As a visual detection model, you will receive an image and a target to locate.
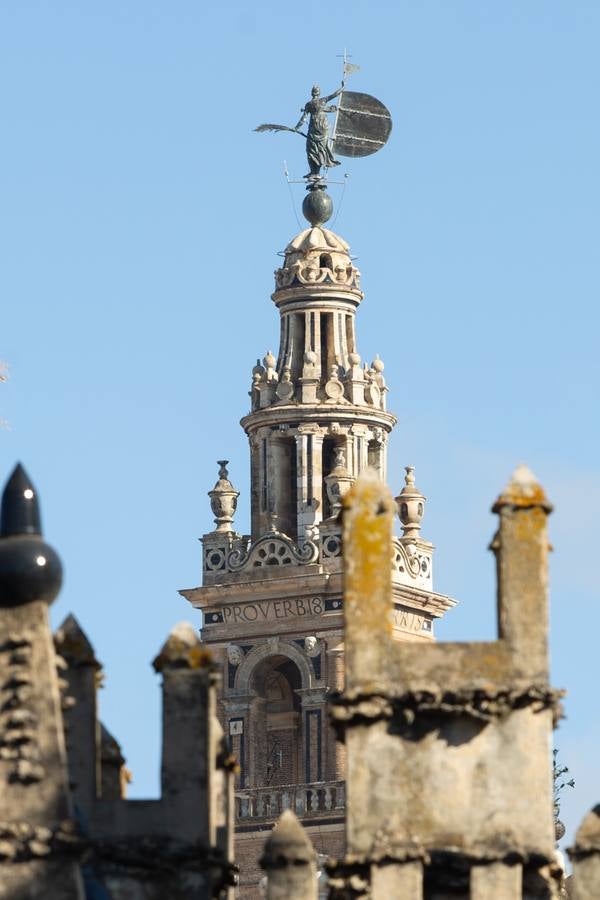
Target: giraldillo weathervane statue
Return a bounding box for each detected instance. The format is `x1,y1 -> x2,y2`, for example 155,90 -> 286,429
295,81 -> 345,179
255,55 -> 392,226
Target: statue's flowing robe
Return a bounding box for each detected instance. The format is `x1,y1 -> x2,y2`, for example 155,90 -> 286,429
304,100 -> 337,170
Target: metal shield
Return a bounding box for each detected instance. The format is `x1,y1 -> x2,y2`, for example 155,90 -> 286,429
332,91 -> 393,158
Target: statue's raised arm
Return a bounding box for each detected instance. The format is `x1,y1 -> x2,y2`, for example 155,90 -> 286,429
322,80 -> 345,104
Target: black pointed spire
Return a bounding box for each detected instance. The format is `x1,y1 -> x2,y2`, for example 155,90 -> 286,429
1,463 -> 42,537
0,463 -> 62,607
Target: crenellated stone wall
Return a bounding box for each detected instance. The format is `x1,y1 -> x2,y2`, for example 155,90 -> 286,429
0,464 -> 236,900
258,468 -> 599,900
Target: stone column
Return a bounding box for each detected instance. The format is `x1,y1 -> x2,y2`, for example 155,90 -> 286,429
342,471 -> 396,692
491,464 -> 553,680
371,861 -> 423,899
470,862 -> 522,898
309,431 -> 324,531
153,622 -> 220,846
296,427 -> 322,541
251,430 -> 261,534
350,425 -> 369,478
296,689 -> 327,786
325,642 -> 345,782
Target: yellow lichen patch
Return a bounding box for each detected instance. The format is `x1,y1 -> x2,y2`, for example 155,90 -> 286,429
152,623 -> 214,672
342,471 -> 396,670
492,464 -> 553,514
186,644 -> 214,670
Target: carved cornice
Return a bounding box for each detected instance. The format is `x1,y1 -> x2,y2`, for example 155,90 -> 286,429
240,405 -> 397,434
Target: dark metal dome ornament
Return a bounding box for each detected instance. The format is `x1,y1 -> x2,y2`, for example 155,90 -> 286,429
0,463 -> 62,607
254,54 -> 392,227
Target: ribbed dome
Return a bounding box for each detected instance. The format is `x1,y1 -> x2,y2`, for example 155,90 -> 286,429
285,225 -> 350,259
274,225 -> 361,292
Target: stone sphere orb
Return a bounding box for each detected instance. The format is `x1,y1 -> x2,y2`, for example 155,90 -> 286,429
0,535 -> 63,607
302,189 -> 333,227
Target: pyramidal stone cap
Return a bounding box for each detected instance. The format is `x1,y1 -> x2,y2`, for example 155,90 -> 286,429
0,463 -> 63,607
492,464 -> 553,514
570,804 -> 600,858
260,809 -> 316,866
153,621 -> 213,672
55,613 -> 101,669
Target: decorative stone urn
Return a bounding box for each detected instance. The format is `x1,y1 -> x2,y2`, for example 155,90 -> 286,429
208,460 -> 240,532
395,465 -> 426,538
324,448 -> 354,518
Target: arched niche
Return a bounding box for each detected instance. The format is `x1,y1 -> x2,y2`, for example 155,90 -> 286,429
235,642 -> 316,787
234,639 -> 314,694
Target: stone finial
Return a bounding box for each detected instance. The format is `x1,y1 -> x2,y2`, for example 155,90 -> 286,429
371,354 -> 386,387
208,460 -> 240,533
152,621 -> 212,673
1,463 -> 42,536
324,448 -> 354,518
263,351 -> 278,382
260,810 -> 318,899
0,463 -> 62,607
252,358 -> 266,378
492,464 -> 553,514
395,465 -> 426,538
54,613 -> 101,669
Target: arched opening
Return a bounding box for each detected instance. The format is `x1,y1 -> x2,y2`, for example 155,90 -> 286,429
322,438 -> 345,519
270,437 -> 297,539
249,655 -> 302,787
368,438 -> 382,478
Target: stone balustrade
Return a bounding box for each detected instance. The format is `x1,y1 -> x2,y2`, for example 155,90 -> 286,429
203,524 -> 433,591
235,780 -> 345,822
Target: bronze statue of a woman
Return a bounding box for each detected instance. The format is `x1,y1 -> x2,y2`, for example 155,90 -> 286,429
255,80 -> 345,180
294,82 -> 344,178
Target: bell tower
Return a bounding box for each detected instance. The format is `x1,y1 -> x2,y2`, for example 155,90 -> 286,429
181,189 -> 456,897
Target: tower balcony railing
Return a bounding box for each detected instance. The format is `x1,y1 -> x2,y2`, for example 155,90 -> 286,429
235,780 -> 345,823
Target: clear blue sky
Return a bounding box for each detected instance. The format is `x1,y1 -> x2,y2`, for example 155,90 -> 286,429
1,1 -> 598,851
